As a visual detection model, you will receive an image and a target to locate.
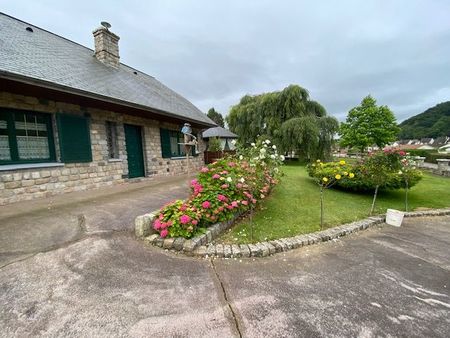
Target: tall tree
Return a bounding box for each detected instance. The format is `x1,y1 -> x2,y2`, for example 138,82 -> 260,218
207,107 -> 225,127
339,95 -> 399,153
226,84 -> 338,160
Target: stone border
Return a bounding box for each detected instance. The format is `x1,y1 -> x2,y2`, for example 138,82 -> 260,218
135,212 -> 241,254
136,208 -> 450,258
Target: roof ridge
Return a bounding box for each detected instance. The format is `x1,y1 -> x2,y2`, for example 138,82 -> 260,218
0,12 -> 154,78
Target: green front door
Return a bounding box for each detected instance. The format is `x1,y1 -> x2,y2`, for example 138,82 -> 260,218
124,124 -> 145,178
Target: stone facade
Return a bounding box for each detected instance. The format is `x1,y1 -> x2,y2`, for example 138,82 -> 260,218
0,92 -> 206,205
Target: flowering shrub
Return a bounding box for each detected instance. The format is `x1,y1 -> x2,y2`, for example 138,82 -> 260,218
152,138 -> 284,238
307,159 -> 355,188
308,150 -> 422,192
307,159 -> 355,228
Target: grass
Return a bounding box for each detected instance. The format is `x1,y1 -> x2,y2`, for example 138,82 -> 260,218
218,163 -> 450,244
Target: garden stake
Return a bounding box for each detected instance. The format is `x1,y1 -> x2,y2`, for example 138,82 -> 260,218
320,186 -> 324,230
405,180 -> 409,212
370,185 -> 379,216
250,203 -> 254,242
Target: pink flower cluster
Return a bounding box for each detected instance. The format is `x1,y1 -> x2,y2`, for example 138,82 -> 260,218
191,179 -> 203,196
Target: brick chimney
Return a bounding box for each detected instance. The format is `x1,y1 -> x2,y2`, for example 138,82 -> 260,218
92,22 -> 120,68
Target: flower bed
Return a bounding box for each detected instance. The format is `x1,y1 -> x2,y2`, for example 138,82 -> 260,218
152,138 -> 284,239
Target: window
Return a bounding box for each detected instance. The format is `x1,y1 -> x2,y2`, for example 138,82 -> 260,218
169,130 -> 186,157
160,128 -> 198,158
0,109 -> 55,164
106,121 -> 119,159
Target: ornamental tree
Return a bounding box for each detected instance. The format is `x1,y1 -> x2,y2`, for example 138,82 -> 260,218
339,95 -> 399,153
308,160 -> 355,229
226,85 -> 339,160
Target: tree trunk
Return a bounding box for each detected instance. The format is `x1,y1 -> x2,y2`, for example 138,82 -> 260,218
405,180 -> 409,212
370,185 -> 379,216
320,186 -> 324,230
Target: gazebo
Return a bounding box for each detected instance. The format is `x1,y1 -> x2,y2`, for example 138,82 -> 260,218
202,126 -> 238,151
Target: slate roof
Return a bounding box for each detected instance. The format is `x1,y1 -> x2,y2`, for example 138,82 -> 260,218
202,126 -> 238,139
0,13 -> 215,127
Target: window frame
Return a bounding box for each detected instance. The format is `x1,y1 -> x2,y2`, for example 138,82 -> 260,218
0,108 -> 56,165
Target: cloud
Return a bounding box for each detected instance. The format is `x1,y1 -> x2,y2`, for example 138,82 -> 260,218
2,0 -> 449,122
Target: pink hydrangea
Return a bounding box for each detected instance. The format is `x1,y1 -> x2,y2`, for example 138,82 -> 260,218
252,198 -> 257,204
200,167 -> 209,173
217,194 -> 227,202
154,219 -> 162,230
192,219 -> 198,225
228,162 -> 236,167
160,229 -> 168,238
212,174 -> 221,179
218,206 -> 224,212
180,215 -> 191,224
236,183 -> 243,189
180,204 -> 187,211
221,184 -> 229,189
231,201 -> 239,208
241,200 -> 249,206
202,201 -> 211,209
191,179 -> 198,186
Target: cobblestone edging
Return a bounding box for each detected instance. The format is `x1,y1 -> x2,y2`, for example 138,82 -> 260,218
136,208 -> 450,258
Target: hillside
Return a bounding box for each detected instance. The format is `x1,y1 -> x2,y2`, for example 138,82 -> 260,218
399,101 -> 450,139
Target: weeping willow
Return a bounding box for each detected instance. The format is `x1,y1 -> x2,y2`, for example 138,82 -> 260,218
227,85 -> 339,160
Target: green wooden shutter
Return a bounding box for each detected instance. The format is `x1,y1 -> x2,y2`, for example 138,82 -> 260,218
160,128 -> 172,158
57,114 -> 92,163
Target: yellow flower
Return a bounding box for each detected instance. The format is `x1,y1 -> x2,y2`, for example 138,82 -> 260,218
322,177 -> 328,182
335,174 -> 341,180
316,159 -> 321,163
349,173 -> 355,178
339,160 -> 346,165
344,171 -> 348,176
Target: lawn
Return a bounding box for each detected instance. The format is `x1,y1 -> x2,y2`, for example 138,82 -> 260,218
218,163 -> 450,244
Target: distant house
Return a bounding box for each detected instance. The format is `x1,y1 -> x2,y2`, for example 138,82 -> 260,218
202,127 -> 238,151
0,13 -> 216,205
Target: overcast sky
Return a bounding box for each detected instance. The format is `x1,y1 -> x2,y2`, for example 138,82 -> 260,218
2,0 -> 449,122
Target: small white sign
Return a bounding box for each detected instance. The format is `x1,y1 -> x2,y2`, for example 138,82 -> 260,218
386,209 -> 404,227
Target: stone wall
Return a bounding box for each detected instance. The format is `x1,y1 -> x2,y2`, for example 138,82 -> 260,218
0,92 -> 206,205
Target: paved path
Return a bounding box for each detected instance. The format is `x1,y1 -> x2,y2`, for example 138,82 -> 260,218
0,183 -> 449,337
0,175 -> 190,267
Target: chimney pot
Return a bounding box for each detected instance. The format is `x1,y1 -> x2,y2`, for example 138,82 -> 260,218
93,23 -> 120,68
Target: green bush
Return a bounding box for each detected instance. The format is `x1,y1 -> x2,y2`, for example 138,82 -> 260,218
308,150 -> 423,192
424,152 -> 450,164
208,137 -> 223,152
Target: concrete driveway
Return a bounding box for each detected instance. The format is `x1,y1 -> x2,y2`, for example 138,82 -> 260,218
0,175 -> 190,267
0,182 -> 449,337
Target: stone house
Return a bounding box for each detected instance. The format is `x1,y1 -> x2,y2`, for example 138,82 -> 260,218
0,14 -> 216,205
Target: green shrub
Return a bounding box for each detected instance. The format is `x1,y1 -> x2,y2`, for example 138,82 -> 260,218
308,150 -> 423,192
208,137 -> 222,152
